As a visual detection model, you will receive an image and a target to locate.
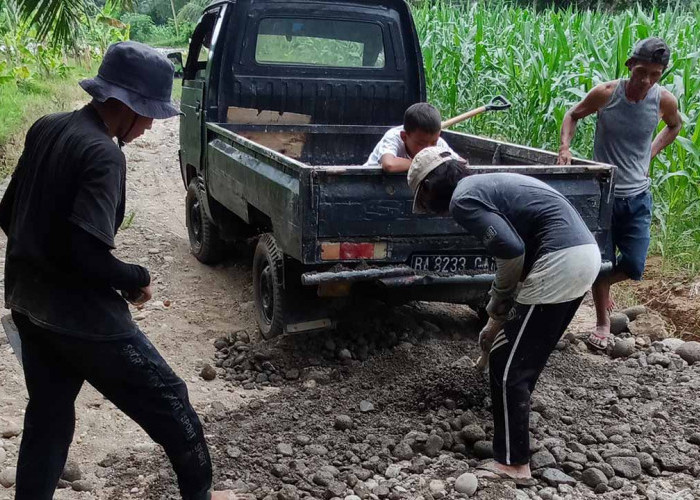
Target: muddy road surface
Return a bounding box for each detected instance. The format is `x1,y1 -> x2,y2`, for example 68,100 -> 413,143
1,117 -> 699,500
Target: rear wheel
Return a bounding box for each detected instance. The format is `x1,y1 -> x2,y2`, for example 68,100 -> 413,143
186,179 -> 224,264
253,234 -> 286,339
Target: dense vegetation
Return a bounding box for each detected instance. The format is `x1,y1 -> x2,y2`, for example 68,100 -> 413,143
414,1 -> 700,270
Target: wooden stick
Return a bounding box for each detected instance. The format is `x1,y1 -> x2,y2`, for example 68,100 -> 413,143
441,106 -> 487,129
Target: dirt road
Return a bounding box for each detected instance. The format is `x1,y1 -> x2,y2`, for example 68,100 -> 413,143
1,117 -> 699,500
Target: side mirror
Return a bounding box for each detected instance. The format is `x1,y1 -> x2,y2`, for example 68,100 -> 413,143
167,51 -> 184,78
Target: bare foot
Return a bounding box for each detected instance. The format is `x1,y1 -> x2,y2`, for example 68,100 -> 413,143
211,492 -> 255,500
489,461 -> 532,479
476,460 -> 536,486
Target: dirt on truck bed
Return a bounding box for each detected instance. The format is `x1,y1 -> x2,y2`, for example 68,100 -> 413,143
0,117 -> 699,500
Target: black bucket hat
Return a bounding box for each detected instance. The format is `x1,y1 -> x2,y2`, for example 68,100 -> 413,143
80,41 -> 180,119
626,37 -> 671,68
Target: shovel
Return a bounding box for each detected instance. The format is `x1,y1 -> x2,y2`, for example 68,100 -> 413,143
441,95 -> 512,130
1,314 -> 22,366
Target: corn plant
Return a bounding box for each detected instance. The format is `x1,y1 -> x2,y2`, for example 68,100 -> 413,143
413,0 -> 700,271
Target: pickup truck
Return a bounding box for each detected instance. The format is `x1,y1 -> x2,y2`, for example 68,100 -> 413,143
178,0 -> 615,339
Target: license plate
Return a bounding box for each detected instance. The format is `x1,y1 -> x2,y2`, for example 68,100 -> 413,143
411,255 -> 496,274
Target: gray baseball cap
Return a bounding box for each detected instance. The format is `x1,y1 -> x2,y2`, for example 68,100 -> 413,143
626,37 -> 671,67
407,146 -> 461,213
80,41 -> 180,119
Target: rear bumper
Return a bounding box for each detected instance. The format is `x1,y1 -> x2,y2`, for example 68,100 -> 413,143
301,261 -> 613,288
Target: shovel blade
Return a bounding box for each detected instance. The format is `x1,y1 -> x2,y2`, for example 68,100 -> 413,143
1,314 -> 23,366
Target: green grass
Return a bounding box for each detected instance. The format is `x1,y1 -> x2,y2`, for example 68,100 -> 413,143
413,0 -> 700,273
0,64 -> 95,179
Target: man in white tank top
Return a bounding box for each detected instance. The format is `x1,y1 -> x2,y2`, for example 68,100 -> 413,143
556,38 -> 682,350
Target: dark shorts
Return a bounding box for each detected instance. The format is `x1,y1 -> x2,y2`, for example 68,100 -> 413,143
604,190 -> 652,281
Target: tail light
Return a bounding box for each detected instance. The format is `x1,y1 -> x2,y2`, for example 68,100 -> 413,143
320,242 -> 388,261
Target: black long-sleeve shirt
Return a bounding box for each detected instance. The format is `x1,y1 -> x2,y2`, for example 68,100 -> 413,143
0,105 -> 147,339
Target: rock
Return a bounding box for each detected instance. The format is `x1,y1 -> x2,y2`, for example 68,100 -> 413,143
603,423 -> 631,437
647,352 -> 671,367
677,341 -> 700,365
326,481 -> 346,497
461,425 -> 486,444
277,485 -> 300,500
657,452 -> 691,472
393,441 -> 414,460
621,305 -> 646,321
454,472 -> 478,496
334,415 -> 353,431
567,452 -> 587,465
473,441 -> 493,459
688,433 -> 700,446
313,471 -> 334,487
451,356 -> 475,369
57,479 -> 71,489
345,496 -> 361,500
277,443 -> 294,457
72,480 -> 94,492
660,338 -> 685,351
541,468 -> 577,486
226,446 -> 242,459
530,449 -> 557,470
337,348 -> 353,361
0,449 -> 5,465
609,313 -> 630,335
428,479 -> 445,496
628,313 -> 668,340
305,444 -> 329,456
607,457 -> 641,479
0,420 -> 21,439
0,467 -> 16,488
611,338 -> 636,359
424,434 -> 444,457
359,400 -> 374,413
200,364 -> 217,381
582,468 -> 608,488
284,369 -> 300,380
61,460 -> 82,482
384,465 -> 401,479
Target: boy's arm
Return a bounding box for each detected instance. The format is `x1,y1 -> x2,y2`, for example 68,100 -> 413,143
380,154 -> 412,173
557,82 -> 615,165
651,89 -> 682,161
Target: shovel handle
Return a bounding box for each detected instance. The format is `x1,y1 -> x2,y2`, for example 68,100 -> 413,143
441,107 -> 487,129
441,95 -> 512,130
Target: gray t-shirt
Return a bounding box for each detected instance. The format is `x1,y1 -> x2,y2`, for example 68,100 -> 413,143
450,173 -> 596,277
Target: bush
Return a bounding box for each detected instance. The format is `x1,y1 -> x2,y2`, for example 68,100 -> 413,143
121,12 -> 156,42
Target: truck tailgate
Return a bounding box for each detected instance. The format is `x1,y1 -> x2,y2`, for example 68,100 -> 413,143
314,166 -> 613,242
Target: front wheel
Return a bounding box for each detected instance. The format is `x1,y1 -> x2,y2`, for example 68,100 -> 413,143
186,179 -> 225,265
253,234 -> 287,339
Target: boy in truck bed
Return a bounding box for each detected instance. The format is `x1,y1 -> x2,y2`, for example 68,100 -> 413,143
364,102 -> 458,172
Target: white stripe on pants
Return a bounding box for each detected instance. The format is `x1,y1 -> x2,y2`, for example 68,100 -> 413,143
501,304 -> 535,465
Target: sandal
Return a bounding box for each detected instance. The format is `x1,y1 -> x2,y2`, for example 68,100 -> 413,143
475,461 -> 537,487
587,328 -> 613,350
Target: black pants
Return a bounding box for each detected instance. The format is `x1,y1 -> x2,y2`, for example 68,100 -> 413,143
489,298 -> 583,466
12,311 -> 212,500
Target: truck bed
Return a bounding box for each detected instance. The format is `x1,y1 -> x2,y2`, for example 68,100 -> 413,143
206,122 -> 615,266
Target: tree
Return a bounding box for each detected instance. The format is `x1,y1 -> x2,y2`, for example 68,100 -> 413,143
17,0 -> 133,46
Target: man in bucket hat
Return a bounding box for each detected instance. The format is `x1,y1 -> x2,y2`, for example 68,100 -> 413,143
408,146 -> 601,484
0,42 -> 247,500
557,37 -> 682,350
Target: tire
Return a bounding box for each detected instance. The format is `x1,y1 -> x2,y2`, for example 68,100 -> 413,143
186,179 -> 224,264
253,234 -> 286,339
